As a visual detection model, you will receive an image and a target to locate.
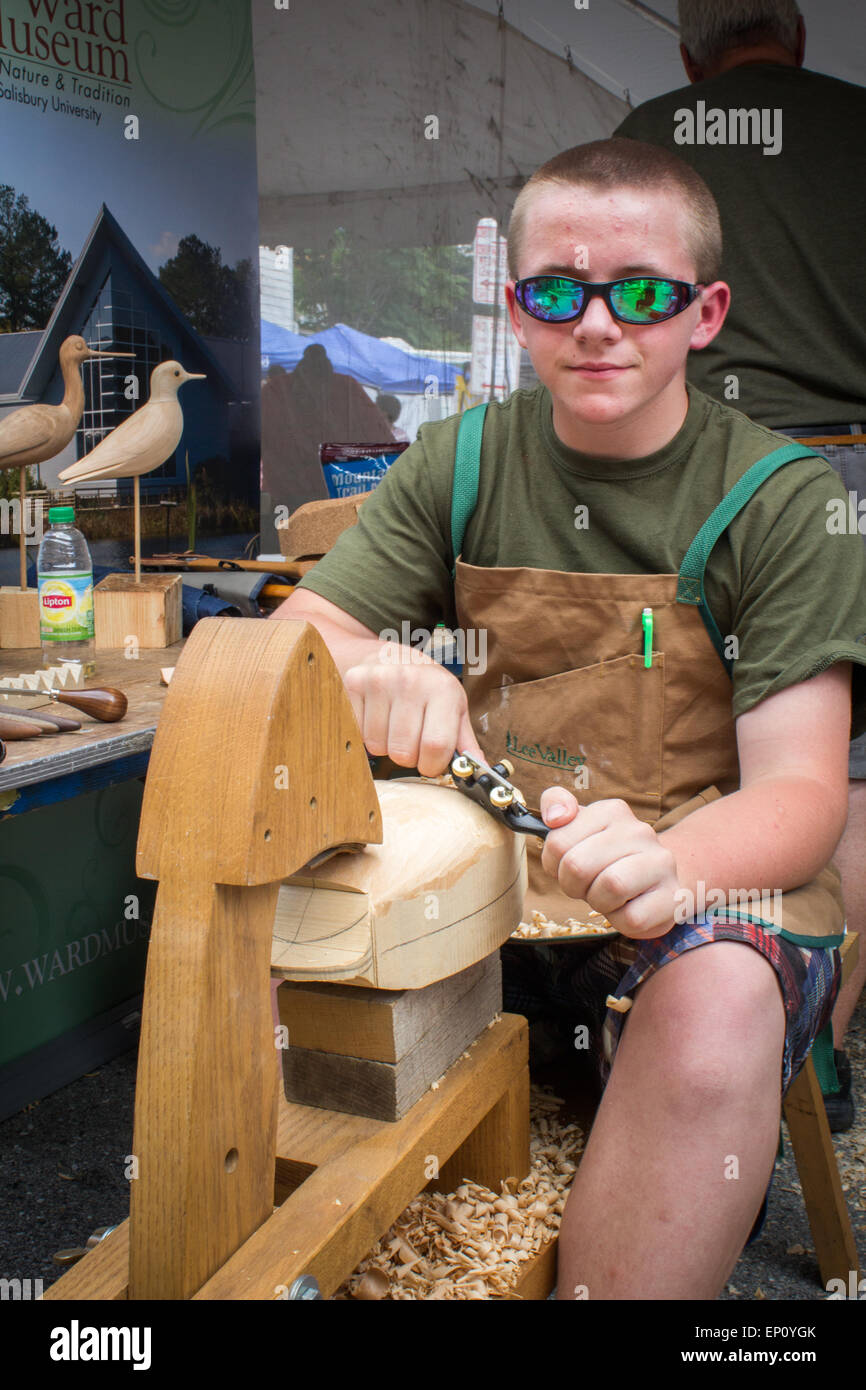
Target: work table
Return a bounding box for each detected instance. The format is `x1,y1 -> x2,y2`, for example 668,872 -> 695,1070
0,643 -> 183,809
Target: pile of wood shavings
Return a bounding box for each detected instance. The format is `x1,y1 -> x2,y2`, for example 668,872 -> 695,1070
338,1087 -> 584,1300
511,907 -> 614,940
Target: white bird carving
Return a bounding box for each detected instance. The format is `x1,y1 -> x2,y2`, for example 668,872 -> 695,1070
58,360 -> 205,582
59,361 -> 205,485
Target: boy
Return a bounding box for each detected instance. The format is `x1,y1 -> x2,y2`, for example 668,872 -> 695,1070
273,139 -> 866,1299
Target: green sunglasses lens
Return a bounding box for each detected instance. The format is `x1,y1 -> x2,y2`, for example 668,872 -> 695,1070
520,277 -> 585,320
518,276 -> 695,324
610,278 -> 684,323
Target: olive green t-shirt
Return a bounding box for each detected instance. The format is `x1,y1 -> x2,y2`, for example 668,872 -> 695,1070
615,65 -> 866,428
298,385 -> 866,733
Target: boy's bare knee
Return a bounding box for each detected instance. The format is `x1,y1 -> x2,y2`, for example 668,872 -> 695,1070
624,944 -> 785,1102
642,942 -> 781,1030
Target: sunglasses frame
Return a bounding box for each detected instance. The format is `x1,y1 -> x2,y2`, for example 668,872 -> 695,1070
513,275 -> 703,326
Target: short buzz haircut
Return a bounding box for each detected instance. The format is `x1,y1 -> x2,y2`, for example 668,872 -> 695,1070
507,138 -> 723,284
678,0 -> 801,69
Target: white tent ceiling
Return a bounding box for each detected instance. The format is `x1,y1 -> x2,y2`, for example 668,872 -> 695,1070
253,0 -> 865,251
469,0 -> 866,106
254,0 -> 627,249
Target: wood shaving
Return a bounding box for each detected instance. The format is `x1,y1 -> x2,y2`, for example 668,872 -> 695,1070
355,1269 -> 389,1300
337,1086 -> 584,1300
511,908 -> 615,941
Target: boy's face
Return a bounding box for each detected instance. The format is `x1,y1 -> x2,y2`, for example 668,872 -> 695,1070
505,182 -> 727,452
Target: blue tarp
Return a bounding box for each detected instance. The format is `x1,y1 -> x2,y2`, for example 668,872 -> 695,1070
261,320 -> 460,393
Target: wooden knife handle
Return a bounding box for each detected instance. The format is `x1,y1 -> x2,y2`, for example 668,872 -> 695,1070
0,708 -> 63,733
49,687 -> 128,723
0,714 -> 46,740
0,704 -> 81,731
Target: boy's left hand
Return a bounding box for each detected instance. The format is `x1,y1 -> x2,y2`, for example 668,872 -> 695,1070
540,787 -> 681,939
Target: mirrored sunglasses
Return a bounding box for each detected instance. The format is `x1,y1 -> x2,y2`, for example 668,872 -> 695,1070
514,275 -> 703,326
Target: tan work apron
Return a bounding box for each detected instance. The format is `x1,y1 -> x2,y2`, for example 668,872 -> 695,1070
451,414 -> 845,948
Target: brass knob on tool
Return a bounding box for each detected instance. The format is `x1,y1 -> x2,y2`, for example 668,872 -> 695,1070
497,759 -> 514,779
48,687 -> 128,723
490,785 -> 514,808
451,754 -> 475,779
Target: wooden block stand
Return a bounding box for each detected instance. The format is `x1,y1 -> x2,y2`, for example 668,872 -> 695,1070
279,955 -> 504,1121
94,573 -> 182,649
0,586 -> 40,648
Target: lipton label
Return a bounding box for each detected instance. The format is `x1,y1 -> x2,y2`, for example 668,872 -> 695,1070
37,572 -> 94,643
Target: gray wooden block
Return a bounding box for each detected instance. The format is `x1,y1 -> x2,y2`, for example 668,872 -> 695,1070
277,954 -> 501,1063
281,953 -> 502,1120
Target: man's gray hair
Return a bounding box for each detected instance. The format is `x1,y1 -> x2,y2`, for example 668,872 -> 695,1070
678,0 -> 801,67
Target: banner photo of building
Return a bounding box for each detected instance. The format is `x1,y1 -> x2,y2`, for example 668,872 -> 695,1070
0,0 -> 260,561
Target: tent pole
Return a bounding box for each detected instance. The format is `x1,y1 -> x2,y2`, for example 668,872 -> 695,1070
610,0 -> 678,38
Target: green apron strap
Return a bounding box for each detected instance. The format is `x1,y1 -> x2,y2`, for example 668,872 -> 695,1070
676,443 -> 821,674
451,403 -> 487,575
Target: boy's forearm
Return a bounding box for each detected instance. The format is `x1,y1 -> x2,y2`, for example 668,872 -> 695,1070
658,773 -> 848,901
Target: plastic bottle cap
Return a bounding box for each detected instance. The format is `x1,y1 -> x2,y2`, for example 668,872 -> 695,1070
48,506 -> 75,523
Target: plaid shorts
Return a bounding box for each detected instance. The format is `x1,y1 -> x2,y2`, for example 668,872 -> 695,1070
502,916 -> 842,1095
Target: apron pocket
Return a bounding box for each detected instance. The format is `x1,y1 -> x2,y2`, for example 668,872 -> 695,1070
477,652 -> 665,824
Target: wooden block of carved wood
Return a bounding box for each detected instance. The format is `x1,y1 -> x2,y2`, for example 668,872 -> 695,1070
0,587 -> 40,648
279,953 -> 502,1120
93,573 -> 182,649
270,779 -> 527,990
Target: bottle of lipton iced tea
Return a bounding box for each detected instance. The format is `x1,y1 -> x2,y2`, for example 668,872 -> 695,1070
37,506 -> 96,676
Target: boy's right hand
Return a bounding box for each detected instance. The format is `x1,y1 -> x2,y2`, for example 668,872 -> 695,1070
344,645 -> 483,777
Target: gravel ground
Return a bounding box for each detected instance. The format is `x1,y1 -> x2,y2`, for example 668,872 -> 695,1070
1,998 -> 863,1299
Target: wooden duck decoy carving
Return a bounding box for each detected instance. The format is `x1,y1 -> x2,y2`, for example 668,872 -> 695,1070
0,335 -> 133,589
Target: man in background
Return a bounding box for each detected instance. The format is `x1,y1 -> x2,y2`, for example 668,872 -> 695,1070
375,393 -> 410,442
261,345 -> 395,513
617,0 -> 866,1129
